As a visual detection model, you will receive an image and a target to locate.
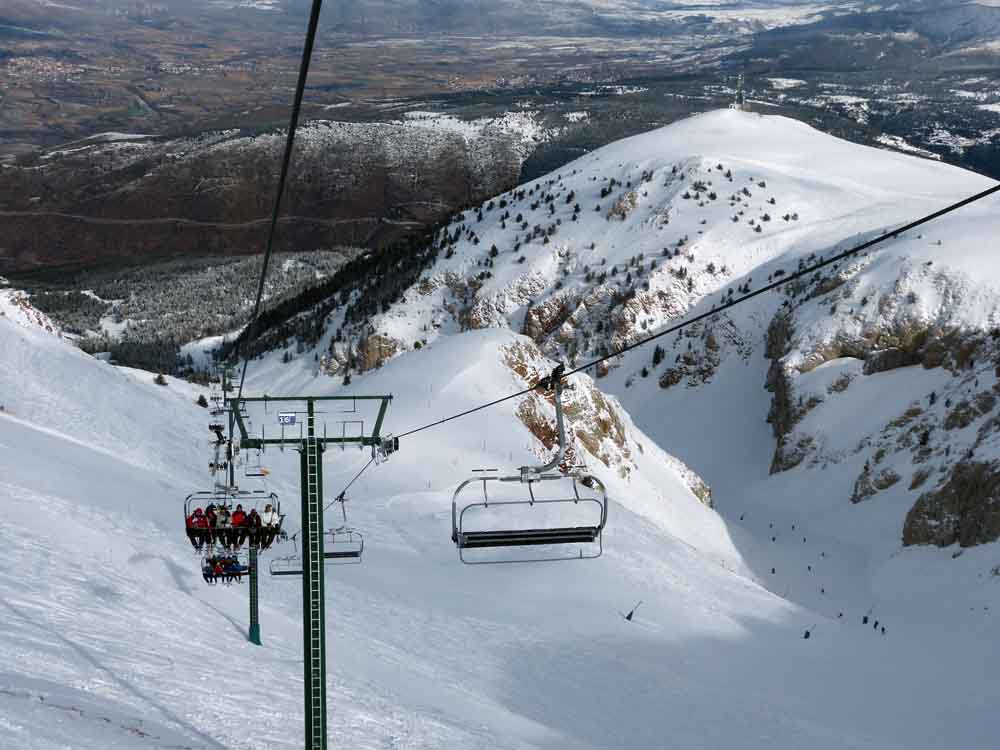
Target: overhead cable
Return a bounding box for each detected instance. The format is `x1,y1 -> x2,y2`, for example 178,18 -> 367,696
235,0 -> 326,402
397,183 -> 1000,439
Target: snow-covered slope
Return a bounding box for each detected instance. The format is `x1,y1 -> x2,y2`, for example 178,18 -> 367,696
4,110 -> 1000,749
5,289 -> 999,750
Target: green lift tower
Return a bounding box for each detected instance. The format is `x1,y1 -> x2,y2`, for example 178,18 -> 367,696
229,393 -> 394,750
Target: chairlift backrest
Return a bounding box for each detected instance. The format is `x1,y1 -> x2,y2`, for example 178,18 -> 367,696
185,489 -> 280,517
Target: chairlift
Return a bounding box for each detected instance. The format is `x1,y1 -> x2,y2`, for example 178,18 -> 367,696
245,449 -> 270,477
184,489 -> 280,517
451,366 -> 608,564
268,527 -> 364,577
269,555 -> 303,577
326,527 -> 364,563
200,549 -> 250,585
184,489 -> 284,554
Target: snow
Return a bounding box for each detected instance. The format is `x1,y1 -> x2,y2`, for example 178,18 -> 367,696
82,132 -> 157,143
767,77 -> 807,90
578,85 -> 647,96
4,109 -> 1000,750
952,89 -> 988,101
876,133 -> 942,160
978,103 -> 1000,114
926,126 -> 979,155
0,289 -> 60,335
397,110 -> 549,148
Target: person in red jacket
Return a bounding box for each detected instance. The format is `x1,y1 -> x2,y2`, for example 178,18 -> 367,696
186,508 -> 208,551
231,504 -> 248,549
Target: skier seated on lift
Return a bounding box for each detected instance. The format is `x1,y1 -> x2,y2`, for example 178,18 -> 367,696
230,504 -> 247,548
204,504 -> 218,546
223,556 -> 248,583
186,508 -> 209,550
245,508 -> 262,548
214,506 -> 232,550
260,503 -> 281,549
202,556 -> 225,584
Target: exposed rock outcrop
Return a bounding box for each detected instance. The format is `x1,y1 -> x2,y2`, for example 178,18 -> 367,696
522,294 -> 578,344
356,334 -> 402,372
607,190 -> 638,221
863,347 -> 921,375
850,463 -> 901,503
903,461 -> 1000,547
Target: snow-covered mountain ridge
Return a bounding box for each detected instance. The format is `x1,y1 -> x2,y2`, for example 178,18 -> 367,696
316,108 -> 1000,552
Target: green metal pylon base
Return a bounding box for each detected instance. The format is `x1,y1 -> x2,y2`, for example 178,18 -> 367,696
249,545 -> 261,646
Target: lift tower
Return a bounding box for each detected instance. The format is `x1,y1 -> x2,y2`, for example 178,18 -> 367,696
229,393 -> 394,750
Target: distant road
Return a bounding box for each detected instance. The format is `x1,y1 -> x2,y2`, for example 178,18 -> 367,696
0,211 -> 424,229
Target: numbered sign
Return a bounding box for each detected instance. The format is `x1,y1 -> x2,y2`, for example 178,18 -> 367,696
278,412 -> 297,426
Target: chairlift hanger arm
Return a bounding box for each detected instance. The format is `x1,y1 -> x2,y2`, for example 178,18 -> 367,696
522,366 -> 567,480
231,403 -> 252,443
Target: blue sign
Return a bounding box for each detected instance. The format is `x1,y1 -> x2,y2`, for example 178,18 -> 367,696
278,412 -> 297,426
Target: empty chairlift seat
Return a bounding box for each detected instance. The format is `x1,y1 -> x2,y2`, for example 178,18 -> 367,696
325,528 -> 363,562
452,473 -> 608,563
451,365 -> 609,564
269,555 -> 303,577
268,528 -> 364,577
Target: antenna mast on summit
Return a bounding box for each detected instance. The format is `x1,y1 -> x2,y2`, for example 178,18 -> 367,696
732,72 -> 747,112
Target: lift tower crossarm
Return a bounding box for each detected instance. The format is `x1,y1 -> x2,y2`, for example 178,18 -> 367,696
228,395 -> 393,450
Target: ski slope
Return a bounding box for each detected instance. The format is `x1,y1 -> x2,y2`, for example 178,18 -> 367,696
3,110 -> 1000,749
2,290 -> 998,750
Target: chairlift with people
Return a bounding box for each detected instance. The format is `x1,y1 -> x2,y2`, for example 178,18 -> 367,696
201,549 -> 251,585
451,366 -> 608,564
184,490 -> 284,564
